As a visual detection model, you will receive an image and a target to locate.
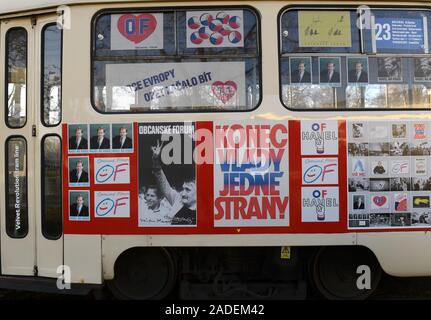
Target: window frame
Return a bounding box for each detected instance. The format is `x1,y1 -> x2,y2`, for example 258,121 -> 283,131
41,22 -> 63,127
90,5 -> 263,114
5,135 -> 28,239
278,4 -> 431,112
41,134 -> 63,240
5,27 -> 28,128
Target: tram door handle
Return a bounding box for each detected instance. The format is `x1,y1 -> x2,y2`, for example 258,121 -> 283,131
32,125 -> 37,137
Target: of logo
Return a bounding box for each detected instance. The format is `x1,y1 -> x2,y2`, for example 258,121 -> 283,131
391,160 -> 409,175
95,192 -> 130,218
96,163 -> 128,183
212,81 -> 237,103
117,14 -> 157,44
303,159 -> 338,184
94,158 -> 130,184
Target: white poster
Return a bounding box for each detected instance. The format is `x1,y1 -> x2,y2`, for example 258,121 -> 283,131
213,121 -> 289,227
111,13 -> 164,50
301,121 -> 339,155
186,10 -> 244,48
95,191 -> 130,218
106,62 -> 246,109
302,158 -> 338,185
94,157 -> 130,184
301,187 -> 339,222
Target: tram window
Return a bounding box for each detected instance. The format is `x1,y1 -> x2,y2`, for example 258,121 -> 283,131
6,28 -> 27,127
280,8 -> 431,110
92,8 -> 261,112
41,135 -> 62,240
5,137 -> 28,238
42,24 -> 62,126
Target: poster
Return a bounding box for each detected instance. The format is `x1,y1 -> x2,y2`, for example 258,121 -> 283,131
186,10 -> 244,48
138,122 -> 197,227
373,16 -> 428,53
301,121 -> 339,155
94,191 -> 130,218
301,187 -> 339,222
111,13 -> 164,50
94,157 -> 130,184
302,158 -> 338,185
348,121 -> 431,229
214,122 -> 289,227
106,62 -> 246,109
298,11 -> 352,47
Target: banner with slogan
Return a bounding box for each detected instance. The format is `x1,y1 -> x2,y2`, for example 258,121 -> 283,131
105,62 -> 246,109
111,13 -> 164,50
298,11 -> 352,47
213,121 -> 290,227
186,10 -> 244,48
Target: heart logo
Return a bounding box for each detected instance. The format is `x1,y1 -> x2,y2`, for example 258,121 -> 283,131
117,14 -> 157,44
373,196 -> 387,207
212,81 -> 237,104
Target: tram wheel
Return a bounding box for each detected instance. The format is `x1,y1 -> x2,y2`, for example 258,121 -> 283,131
309,246 -> 382,300
108,247 -> 177,300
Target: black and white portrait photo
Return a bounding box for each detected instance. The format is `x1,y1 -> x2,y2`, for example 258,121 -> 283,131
377,57 -> 403,82
414,57 -> 431,82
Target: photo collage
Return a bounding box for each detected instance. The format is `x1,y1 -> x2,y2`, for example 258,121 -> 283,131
348,121 -> 431,229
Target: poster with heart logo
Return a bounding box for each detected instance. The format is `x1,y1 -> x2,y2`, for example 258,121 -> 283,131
186,10 -> 244,48
111,13 -> 163,50
106,62 -> 246,109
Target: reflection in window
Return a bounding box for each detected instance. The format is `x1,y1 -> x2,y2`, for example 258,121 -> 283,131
6,137 -> 28,238
42,24 -> 62,126
92,9 -> 260,113
42,135 -> 62,239
6,28 -> 27,127
283,85 -> 335,109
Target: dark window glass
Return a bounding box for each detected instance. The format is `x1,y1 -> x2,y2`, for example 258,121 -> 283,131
280,8 -> 431,110
5,137 -> 28,238
92,8 -> 261,112
42,135 -> 62,239
42,24 -> 62,126
6,28 -> 27,127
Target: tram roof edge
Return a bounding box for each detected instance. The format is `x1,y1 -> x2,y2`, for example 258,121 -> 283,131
1,0 -> 431,16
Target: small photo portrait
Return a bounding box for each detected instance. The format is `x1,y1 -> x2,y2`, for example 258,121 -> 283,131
391,212 -> 411,227
390,177 -> 411,192
412,177 -> 431,191
352,123 -> 364,138
392,124 -> 407,139
371,160 -> 387,175
377,57 -> 402,82
90,124 -> 111,151
68,157 -> 89,186
348,178 -> 370,192
412,211 -> 431,225
370,178 -> 390,192
348,143 -> 369,156
347,57 -> 369,84
319,57 -> 341,86
414,57 -> 431,82
290,57 -> 312,84
369,142 -> 390,156
390,142 -> 410,156
69,191 -> 90,221
112,123 -> 133,151
413,196 -> 430,209
410,141 -> 431,156
369,213 -> 391,228
68,124 -> 88,152
353,194 -> 366,210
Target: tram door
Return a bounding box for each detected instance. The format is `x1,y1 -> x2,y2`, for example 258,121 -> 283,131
0,13 -> 63,278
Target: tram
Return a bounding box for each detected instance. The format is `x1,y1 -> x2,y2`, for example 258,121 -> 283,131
1,0 -> 431,300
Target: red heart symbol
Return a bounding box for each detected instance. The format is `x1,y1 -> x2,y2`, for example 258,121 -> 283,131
373,196 -> 387,207
212,81 -> 237,104
117,14 -> 157,44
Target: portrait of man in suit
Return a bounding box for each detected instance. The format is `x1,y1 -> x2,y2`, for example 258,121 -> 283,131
90,126 -> 110,150
319,58 -> 341,85
69,159 -> 89,184
69,193 -> 89,219
290,57 -> 312,84
112,126 -> 133,149
347,58 -> 369,84
69,126 -> 88,150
